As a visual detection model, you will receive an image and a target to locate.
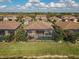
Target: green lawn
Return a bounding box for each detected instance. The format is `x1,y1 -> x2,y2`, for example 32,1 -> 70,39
0,41 -> 79,56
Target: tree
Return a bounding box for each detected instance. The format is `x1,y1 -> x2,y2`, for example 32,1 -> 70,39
51,20 -> 64,42
14,26 -> 27,42
50,19 -> 77,43
16,15 -> 23,22
63,30 -> 77,44
53,25 -> 64,42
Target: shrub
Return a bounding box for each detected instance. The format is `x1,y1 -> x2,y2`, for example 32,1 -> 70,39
0,35 -> 14,42
14,27 -> 27,42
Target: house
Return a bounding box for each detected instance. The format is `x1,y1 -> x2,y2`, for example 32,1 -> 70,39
35,15 -> 47,21
0,14 -> 18,21
22,16 -> 32,25
0,21 -> 20,36
77,16 -> 79,22
61,15 -> 78,22
49,16 -> 62,22
3,15 -> 17,21
25,21 -> 53,39
56,21 -> 79,32
0,16 -> 4,21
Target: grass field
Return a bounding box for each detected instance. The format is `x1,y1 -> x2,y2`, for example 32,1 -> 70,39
0,41 -> 79,56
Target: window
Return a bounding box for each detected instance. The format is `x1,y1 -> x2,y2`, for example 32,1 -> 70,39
9,19 -> 12,21
27,30 -> 32,33
0,19 -> 3,21
77,19 -> 79,22
70,19 -> 74,21
0,30 -> 5,35
36,30 -> 44,34
0,17 -> 3,21
62,19 -> 65,22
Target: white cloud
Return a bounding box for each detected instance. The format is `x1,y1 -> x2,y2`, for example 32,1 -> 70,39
16,5 -> 21,7
16,3 -> 32,10
71,1 -> 79,7
29,0 -> 40,3
0,0 -> 12,2
16,5 -> 26,10
0,5 -> 7,9
73,3 -> 78,7
55,3 -> 66,7
48,2 -> 55,7
60,0 -> 79,7
15,0 -> 79,12
1,0 -> 78,12
21,6 -> 26,9
38,2 -> 48,8
48,2 -> 66,8
25,3 -> 32,7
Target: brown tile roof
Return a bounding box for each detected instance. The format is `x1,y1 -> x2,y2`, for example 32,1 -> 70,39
0,21 -> 20,30
61,15 -> 77,20
56,21 -> 79,30
22,16 -> 32,21
25,21 -> 53,30
49,16 -> 61,21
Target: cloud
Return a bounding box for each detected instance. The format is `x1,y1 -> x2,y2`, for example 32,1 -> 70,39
29,0 -> 40,3
38,2 -> 48,8
0,5 -> 7,9
15,0 -> 79,12
0,0 -> 79,12
16,5 -> 26,10
0,0 -> 12,2
16,3 -> 32,10
48,2 -> 66,8
60,0 -> 79,7
25,3 -> 32,7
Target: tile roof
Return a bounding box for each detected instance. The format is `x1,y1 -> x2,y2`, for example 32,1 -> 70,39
25,21 -> 53,30
49,16 -> 61,21
0,21 -> 20,30
61,15 -> 77,20
56,21 -> 79,30
22,16 -> 32,21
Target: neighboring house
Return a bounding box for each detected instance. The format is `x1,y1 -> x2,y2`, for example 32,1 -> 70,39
35,15 -> 47,21
0,21 -> 20,35
61,15 -> 78,22
25,21 -> 53,39
56,21 -> 79,32
0,16 -> 4,21
3,16 -> 17,21
0,14 -> 18,21
49,16 -> 62,22
77,16 -> 79,22
22,16 -> 32,25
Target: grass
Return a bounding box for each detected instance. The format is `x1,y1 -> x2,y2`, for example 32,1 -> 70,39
0,41 -> 79,56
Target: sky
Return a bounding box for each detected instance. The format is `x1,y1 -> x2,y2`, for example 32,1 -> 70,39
0,0 -> 79,12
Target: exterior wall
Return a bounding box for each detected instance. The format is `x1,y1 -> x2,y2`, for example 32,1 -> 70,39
3,17 -> 8,21
24,19 -> 32,25
27,29 -> 53,39
3,16 -> 17,21
35,16 -> 47,21
22,17 -> 32,25
0,30 -> 15,36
